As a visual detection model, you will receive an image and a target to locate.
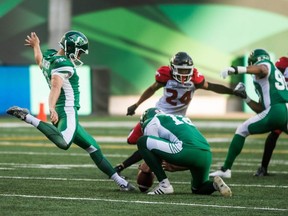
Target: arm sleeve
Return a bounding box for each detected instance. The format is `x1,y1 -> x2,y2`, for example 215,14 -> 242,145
206,82 -> 234,94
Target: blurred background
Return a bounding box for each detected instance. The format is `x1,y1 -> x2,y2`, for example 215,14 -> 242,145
0,0 -> 288,116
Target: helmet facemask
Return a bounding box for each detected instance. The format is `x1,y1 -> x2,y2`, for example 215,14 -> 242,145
59,31 -> 89,67
171,65 -> 194,84
170,52 -> 194,84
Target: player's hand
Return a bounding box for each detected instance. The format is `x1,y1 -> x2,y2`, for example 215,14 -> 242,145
138,162 -> 151,173
220,66 -> 237,79
162,160 -> 188,172
126,104 -> 138,116
233,82 -> 247,99
162,161 -> 176,172
25,32 -> 40,48
49,108 -> 59,124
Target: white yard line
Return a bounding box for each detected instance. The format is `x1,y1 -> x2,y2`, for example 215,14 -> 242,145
0,193 -> 287,212
0,121 -> 242,129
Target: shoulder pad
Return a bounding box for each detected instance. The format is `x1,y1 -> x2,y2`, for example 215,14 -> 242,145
155,66 -> 172,83
191,68 -> 205,84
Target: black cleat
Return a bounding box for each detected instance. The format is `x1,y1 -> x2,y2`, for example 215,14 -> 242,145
254,166 -> 268,177
6,106 -> 29,120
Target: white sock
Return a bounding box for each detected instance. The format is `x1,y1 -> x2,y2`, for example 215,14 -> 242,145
25,114 -> 40,127
110,173 -> 128,187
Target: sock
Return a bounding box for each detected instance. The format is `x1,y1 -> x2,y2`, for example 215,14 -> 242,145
90,150 -> 115,177
192,181 -> 215,195
223,134 -> 245,170
261,131 -> 279,168
25,114 -> 40,126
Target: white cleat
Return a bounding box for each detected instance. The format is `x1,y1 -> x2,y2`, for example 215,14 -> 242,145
213,176 -> 232,197
209,168 -> 231,178
120,182 -> 136,191
148,184 -> 174,195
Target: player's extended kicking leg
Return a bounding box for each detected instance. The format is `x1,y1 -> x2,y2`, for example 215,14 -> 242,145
7,106 -> 69,149
7,106 -> 135,191
7,106 -> 75,150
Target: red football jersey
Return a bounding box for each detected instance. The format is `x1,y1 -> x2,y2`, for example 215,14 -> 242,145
154,66 -> 205,115
155,66 -> 204,85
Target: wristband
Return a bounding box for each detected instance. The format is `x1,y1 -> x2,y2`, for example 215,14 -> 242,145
231,66 -> 247,74
244,96 -> 251,103
236,66 -> 247,74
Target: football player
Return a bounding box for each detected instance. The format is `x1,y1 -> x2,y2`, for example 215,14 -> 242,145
6,31 -> 135,191
209,49 -> 288,178
114,51 -> 245,174
254,56 -> 288,176
137,108 -> 232,196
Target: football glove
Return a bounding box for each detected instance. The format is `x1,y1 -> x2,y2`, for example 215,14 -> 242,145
220,66 -> 238,79
233,82 -> 247,99
126,104 -> 138,116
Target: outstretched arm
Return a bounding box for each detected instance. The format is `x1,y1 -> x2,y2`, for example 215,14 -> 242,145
203,81 -> 234,94
25,32 -> 43,69
220,64 -> 268,79
126,81 -> 164,115
199,80 -> 239,96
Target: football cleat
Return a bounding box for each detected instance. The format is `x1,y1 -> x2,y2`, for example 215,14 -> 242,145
213,176 -> 232,197
209,167 -> 231,178
6,106 -> 29,120
147,184 -> 174,195
254,166 -> 268,177
119,182 -> 136,191
233,82 -> 247,99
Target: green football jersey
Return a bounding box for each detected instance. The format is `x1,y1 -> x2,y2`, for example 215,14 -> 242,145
41,49 -> 80,109
253,59 -> 288,109
143,113 -> 210,151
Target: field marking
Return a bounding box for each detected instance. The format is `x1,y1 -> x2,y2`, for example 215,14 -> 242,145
0,193 -> 287,212
0,175 -> 288,188
0,121 -> 243,129
0,136 -> 233,143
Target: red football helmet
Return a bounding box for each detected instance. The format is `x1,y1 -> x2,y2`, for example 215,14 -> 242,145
275,57 -> 288,73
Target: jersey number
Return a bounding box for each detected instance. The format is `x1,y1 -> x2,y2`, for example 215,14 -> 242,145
166,89 -> 192,106
275,70 -> 288,90
166,114 -> 194,126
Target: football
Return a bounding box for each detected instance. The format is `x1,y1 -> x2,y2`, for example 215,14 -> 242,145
137,170 -> 155,192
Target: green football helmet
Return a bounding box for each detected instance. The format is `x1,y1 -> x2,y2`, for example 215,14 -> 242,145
59,30 -> 89,67
140,108 -> 163,129
248,49 -> 270,65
